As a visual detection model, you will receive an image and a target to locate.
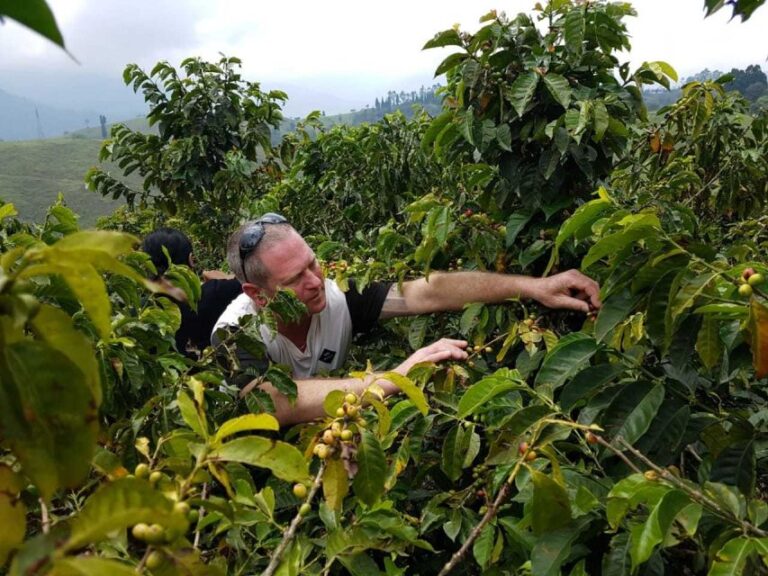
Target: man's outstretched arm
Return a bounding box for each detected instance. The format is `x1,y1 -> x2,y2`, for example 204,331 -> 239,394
380,269 -> 601,319
240,339 -> 469,426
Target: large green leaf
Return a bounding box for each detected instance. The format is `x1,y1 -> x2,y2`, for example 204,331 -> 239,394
602,381 -> 665,445
457,371 -> 525,418
602,532 -> 632,576
594,289 -> 633,343
534,334 -> 597,390
29,304 -> 101,405
441,424 -> 472,481
630,489 -> 694,568
353,430 -> 386,507
696,314 -> 722,369
582,224 -> 658,269
0,342 -> 98,500
48,558 -> 137,576
505,71 -> 540,117
323,457 -> 349,512
209,436 -> 309,483
559,363 -> 625,411
531,470 -> 572,535
0,0 -> 65,48
212,414 -> 279,445
65,478 -> 185,551
0,465 -> 25,566
564,7 -> 585,55
669,272 -> 719,325
498,405 -> 554,438
542,73 -> 571,109
635,401 -> 690,466
710,440 -> 756,497
178,390 -> 208,439
708,537 -> 755,576
646,270 -> 677,348
472,524 -> 496,569
555,197 -> 611,249
19,260 -> 111,338
530,519 -> 588,576
381,372 -> 428,415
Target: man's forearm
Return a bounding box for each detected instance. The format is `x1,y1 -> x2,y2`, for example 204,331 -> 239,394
391,271 -> 540,317
244,375 -> 398,427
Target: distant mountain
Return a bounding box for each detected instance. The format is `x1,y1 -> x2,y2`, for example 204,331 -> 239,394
0,88 -> 103,141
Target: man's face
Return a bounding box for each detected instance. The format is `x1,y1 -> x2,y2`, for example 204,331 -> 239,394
258,231 -> 326,316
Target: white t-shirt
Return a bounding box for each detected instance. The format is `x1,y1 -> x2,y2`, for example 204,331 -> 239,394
213,279 -> 384,377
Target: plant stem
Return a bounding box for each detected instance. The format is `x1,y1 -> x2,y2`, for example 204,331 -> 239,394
261,461 -> 326,576
39,498 -> 50,534
436,455 -> 526,576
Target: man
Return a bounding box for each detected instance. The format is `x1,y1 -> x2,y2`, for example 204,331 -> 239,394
213,214 -> 601,425
142,228 -> 241,356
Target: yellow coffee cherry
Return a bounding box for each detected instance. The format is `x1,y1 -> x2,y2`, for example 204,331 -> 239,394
293,483 -> 308,499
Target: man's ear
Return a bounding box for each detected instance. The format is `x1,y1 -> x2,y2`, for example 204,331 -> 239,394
242,283 -> 268,307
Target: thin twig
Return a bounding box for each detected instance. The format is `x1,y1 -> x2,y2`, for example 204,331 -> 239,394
437,455 -> 526,576
39,498 -> 50,534
595,435 -> 643,474
261,461 -> 326,576
616,437 -> 768,538
193,483 -> 208,549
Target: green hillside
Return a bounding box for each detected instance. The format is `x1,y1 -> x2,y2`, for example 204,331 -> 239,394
0,137 -> 133,226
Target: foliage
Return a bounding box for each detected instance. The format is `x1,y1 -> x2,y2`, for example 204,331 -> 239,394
85,56 -> 286,264
0,0 -> 64,49
4,0 -> 768,575
704,0 -> 766,21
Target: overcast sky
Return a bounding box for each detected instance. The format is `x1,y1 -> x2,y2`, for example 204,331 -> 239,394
1,0 -> 766,116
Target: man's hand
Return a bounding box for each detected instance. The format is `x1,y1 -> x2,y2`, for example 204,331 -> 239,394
394,338 -> 469,380
530,269 -> 601,313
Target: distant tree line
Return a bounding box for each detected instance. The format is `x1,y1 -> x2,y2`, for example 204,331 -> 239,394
644,64 -> 767,111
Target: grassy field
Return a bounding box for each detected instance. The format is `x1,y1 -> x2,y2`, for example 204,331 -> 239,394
0,137 -> 133,227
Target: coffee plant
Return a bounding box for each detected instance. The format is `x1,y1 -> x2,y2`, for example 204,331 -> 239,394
3,1 -> 768,575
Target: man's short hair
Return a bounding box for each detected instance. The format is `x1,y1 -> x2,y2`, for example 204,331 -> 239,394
226,221 -> 295,286
142,228 -> 193,278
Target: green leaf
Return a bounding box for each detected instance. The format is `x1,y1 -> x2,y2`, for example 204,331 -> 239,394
423,29 -> 463,49
630,489 -> 693,568
708,537 -> 755,576
353,430 -> 386,506
0,0 -> 65,48
564,7 -> 585,55
408,315 -> 430,349
669,272 -> 719,325
531,470 -> 572,535
0,465 -> 25,566
48,558 -> 137,576
0,342 -> 98,500
209,436 -> 310,483
212,414 -> 279,445
19,260 -> 111,339
534,334 -> 597,390
472,524 -> 496,569
178,389 -> 208,439
498,405 -> 554,438
542,74 -> 572,109
531,521 -> 587,576
555,197 -> 611,249
696,315 -> 721,369
710,440 -> 756,497
559,363 -> 625,411
602,532 -> 632,576
29,304 -> 101,404
266,366 -> 298,403
582,225 -> 658,269
65,478 -> 186,551
603,382 -> 665,445
506,210 -> 534,248
460,302 -> 485,335
441,424 -> 472,481
646,270 -> 677,348
323,457 -> 349,512
457,372 -> 526,418
381,371 -> 428,415
594,290 -> 633,343
505,71 -> 539,117
592,101 -> 609,142
434,52 -> 468,77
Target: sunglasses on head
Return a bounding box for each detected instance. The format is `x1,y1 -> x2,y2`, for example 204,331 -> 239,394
238,213 -> 288,282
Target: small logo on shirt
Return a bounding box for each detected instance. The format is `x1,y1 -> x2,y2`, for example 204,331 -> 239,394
319,349 -> 337,364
